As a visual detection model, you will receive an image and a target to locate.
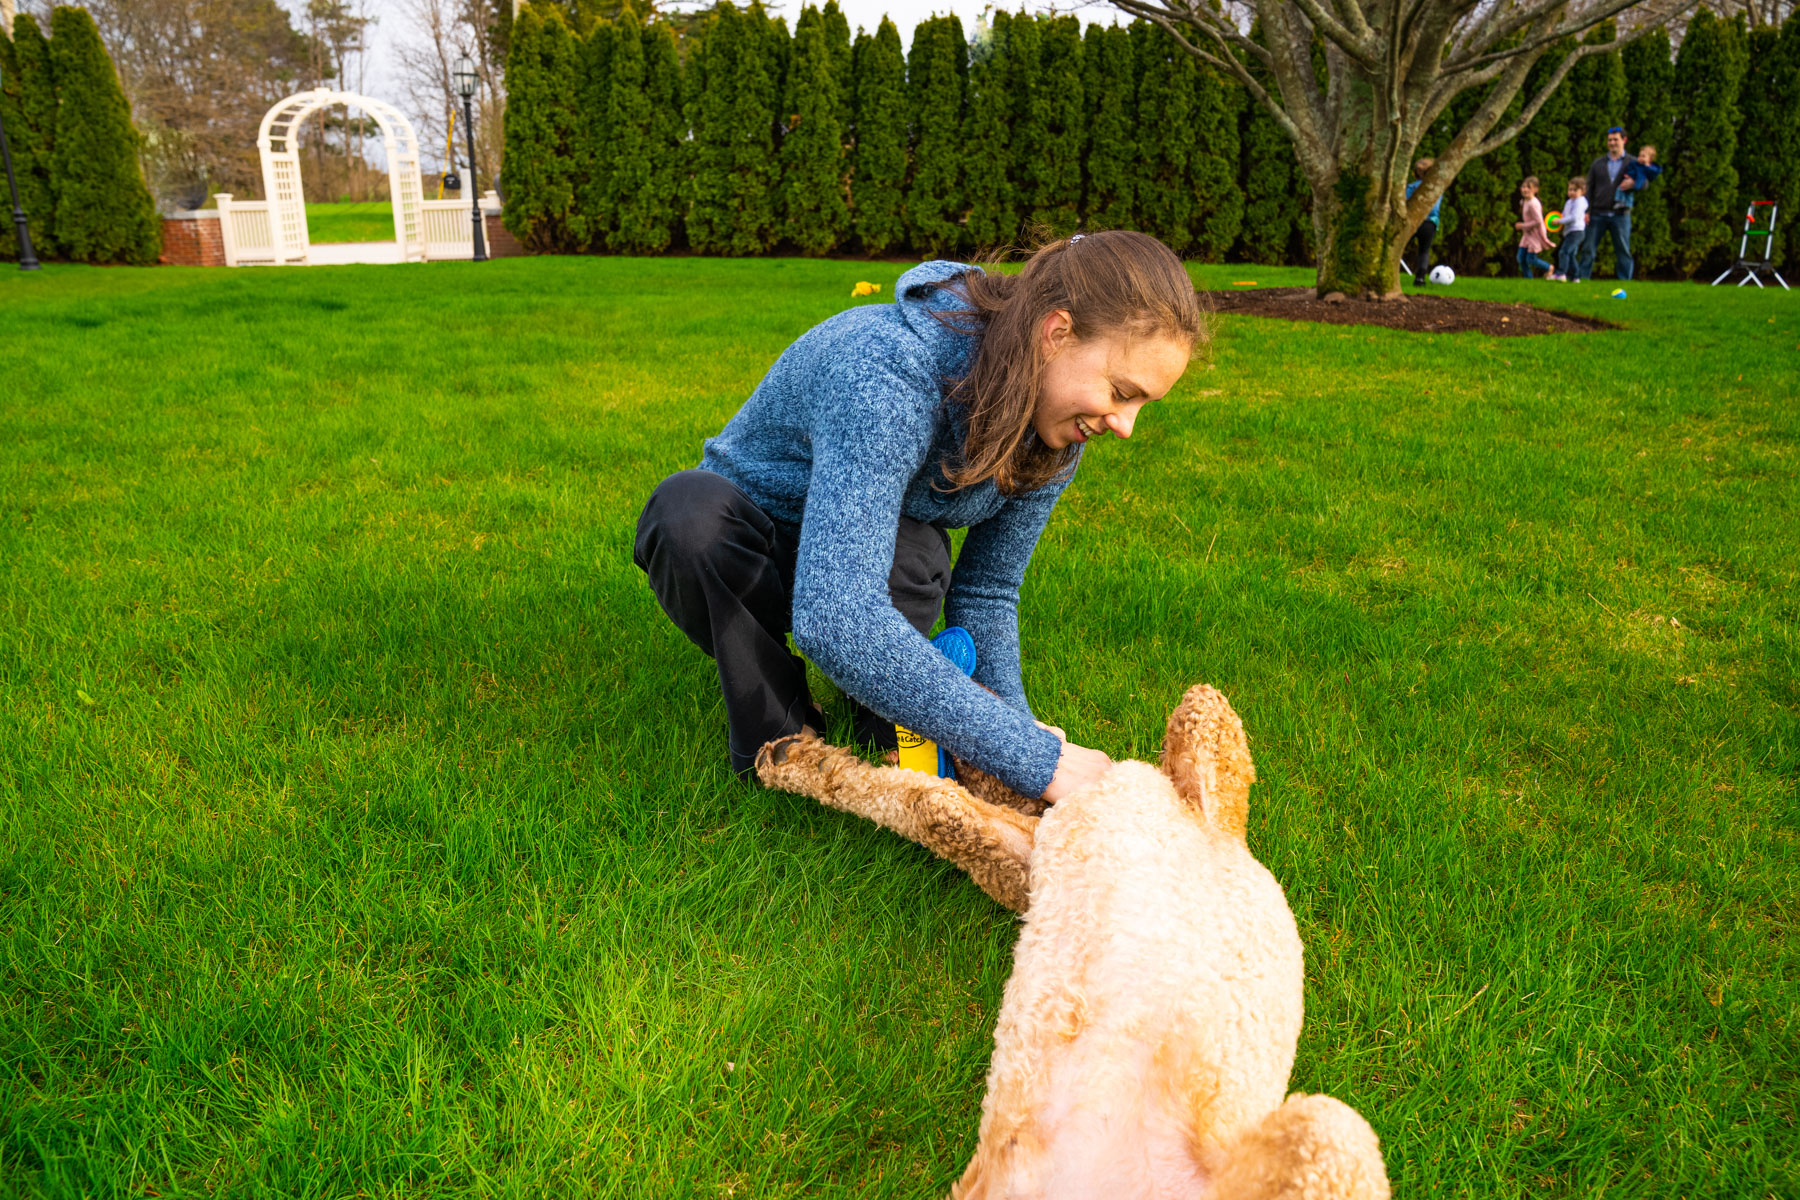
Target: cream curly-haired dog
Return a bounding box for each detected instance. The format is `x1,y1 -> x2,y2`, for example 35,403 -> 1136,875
756,684 -> 1390,1200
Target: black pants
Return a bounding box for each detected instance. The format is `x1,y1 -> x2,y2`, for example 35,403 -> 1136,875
1410,219 -> 1437,283
633,469 -> 953,776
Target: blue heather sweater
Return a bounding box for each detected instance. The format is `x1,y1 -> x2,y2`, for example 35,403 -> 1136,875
699,260 -> 1073,797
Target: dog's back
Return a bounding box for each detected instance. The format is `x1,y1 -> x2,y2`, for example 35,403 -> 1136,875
956,759 -> 1304,1198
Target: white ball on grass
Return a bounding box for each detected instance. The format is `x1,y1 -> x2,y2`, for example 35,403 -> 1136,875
1429,265 -> 1456,285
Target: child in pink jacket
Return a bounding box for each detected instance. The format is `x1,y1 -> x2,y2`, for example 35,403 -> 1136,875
1515,176 -> 1555,278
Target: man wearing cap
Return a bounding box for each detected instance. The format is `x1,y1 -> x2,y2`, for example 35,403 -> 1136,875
1578,126 -> 1637,282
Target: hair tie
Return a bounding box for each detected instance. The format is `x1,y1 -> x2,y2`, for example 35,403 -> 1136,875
1068,234 -> 1085,243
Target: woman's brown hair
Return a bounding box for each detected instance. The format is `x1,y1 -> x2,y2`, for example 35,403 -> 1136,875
932,230 -> 1206,495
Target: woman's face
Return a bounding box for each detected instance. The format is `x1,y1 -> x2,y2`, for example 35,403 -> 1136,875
1032,311 -> 1191,450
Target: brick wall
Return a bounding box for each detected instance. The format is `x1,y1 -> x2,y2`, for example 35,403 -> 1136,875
484,211 -> 524,258
159,212 -> 225,266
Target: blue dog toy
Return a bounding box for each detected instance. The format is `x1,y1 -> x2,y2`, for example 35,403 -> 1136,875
894,626 -> 977,778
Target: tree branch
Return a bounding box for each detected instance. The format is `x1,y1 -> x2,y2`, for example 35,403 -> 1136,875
1284,0 -> 1386,69
1449,0 -> 1691,71
1449,0 -> 1696,75
1467,36 -> 1595,155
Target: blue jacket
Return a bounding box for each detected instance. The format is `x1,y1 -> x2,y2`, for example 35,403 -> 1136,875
1616,159 -> 1662,210
1406,179 -> 1443,225
700,261 -> 1071,797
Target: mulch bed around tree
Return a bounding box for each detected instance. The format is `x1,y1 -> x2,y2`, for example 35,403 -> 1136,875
1203,286 -> 1620,336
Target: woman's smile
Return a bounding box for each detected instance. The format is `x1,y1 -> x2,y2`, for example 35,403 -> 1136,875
1034,319 -> 1192,451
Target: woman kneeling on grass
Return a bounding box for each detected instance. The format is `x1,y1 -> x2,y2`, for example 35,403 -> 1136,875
633,232 -> 1201,804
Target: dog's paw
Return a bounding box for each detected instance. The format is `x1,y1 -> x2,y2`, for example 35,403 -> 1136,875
755,731 -> 839,793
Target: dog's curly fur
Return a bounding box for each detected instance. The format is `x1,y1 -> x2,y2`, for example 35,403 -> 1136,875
756,684 -> 1390,1199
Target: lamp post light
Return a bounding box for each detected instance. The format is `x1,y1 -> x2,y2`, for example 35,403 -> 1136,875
0,65 -> 41,271
452,55 -> 487,263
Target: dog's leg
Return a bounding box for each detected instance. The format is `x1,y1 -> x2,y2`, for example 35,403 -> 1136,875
1205,1094 -> 1390,1200
756,734 -> 1038,912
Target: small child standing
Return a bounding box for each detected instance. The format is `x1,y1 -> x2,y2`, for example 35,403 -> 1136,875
1515,176 -> 1554,279
1553,178 -> 1588,281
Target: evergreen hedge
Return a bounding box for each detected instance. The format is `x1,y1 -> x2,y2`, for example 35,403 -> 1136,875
1667,8 -> 1749,278
904,14 -> 964,255
1133,23 -> 1196,253
779,10 -> 849,255
1189,63 -> 1242,262
500,5 -> 584,252
1235,24 -> 1299,265
684,1 -> 781,256
1025,16 -> 1084,237
1080,23 -> 1135,232
484,6 -> 1800,278
849,18 -> 907,255
0,15 -> 58,260
960,11 -> 1016,250
47,6 -> 158,265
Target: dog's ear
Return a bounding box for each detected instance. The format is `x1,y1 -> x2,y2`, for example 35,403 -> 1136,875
1159,684 -> 1255,840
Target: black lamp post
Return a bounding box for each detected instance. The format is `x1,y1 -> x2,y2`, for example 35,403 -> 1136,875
453,55 -> 487,262
0,65 -> 42,271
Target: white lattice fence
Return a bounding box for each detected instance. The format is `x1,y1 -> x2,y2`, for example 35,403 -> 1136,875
421,200 -> 475,260
213,196 -> 276,267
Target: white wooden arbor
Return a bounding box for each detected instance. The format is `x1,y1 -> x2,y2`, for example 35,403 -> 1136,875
256,89 -> 427,265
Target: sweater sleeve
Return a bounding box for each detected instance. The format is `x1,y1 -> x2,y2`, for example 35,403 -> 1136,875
943,467 -> 1074,717
789,357 -> 1066,798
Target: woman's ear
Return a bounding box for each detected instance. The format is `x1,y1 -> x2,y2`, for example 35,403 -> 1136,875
1040,309 -> 1074,358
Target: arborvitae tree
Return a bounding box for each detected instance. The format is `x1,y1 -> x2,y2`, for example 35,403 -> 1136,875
501,5 -> 585,252
1233,24 -> 1295,263
1025,15 -> 1084,236
850,18 -> 907,255
1734,18 -> 1800,275
635,19 -> 685,252
0,18 -> 57,259
906,15 -> 966,255
1005,12 -> 1048,234
962,10 -> 1017,249
1189,64 -> 1243,261
821,0 -> 853,137
47,6 -> 159,264
1516,38 -> 1578,187
1080,22 -> 1135,232
1623,29 -> 1678,274
576,20 -> 617,248
1566,25 -> 1628,166
780,12 -> 849,253
1667,8 -> 1749,277
597,11 -> 650,252
1133,22 -> 1194,253
685,1 -> 782,255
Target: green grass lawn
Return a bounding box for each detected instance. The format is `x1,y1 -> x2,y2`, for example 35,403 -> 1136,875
304,201 -> 403,244
2,257 -> 1796,1197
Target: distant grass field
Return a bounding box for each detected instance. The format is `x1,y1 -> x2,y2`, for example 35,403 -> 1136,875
304,201 -> 402,243
2,257 -> 1796,1198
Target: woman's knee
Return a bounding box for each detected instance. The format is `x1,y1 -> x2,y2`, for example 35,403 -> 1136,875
635,469 -> 768,569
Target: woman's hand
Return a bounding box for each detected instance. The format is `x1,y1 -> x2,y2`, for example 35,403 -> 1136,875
1035,719 -> 1067,743
1042,741 -> 1113,805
